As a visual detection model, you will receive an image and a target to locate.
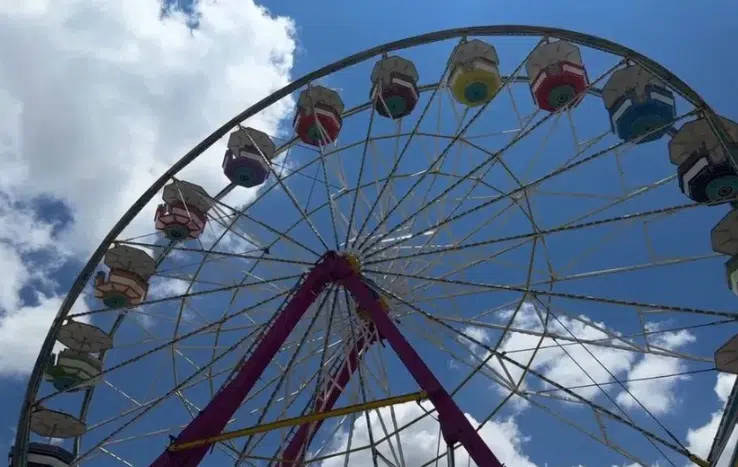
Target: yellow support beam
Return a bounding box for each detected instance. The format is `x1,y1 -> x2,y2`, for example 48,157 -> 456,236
687,454 -> 709,467
168,391 -> 427,452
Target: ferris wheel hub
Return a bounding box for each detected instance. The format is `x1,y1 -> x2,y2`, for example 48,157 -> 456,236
341,252 -> 362,274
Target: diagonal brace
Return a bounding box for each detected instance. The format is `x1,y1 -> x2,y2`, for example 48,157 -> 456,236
338,269 -> 504,467
150,253 -> 338,467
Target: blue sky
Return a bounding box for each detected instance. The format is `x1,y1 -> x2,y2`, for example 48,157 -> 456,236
2,1 -> 738,466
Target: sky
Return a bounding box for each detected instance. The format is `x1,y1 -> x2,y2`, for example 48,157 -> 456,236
2,0 -> 738,466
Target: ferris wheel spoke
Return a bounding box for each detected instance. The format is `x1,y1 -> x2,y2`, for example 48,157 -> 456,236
169,300 -> 336,463
152,271 -> 235,290
69,320 -> 267,466
532,303 -> 689,459
343,89 -> 382,251
115,240 -> 314,267
330,125 -> 405,251
254,292 -> 344,465
418,97 -> 465,262
514,147 -> 677,283
436,312 -> 719,364
357,48 -> 545,255
376,190 -> 530,294
359,123 -> 551,262
402,312 -> 515,391
427,312 -> 700,465
363,200 -> 707,269
524,223 -> 691,290
362,127 -> 405,246
103,424 -> 243,462
362,106 -> 698,263
152,199 -> 308,347
300,94 -> 347,249
390,221 -> 534,302
549,209 -> 680,281
367,268 -> 738,318
206,143 -> 318,241
39,290 -> 290,406
360,304 -> 528,466
257,144 -> 332,252
396,234 -> 535,322
95,446 -> 137,466
20,28 -> 738,467
69,273 -> 299,321
343,310 -> 382,467
201,212 -> 278,278
212,194 -> 322,259
153,250 -> 257,280
528,368 -> 716,399
445,80 -> 471,130
516,393 -> 649,466
532,294 -> 717,374
362,345 -> 409,466
402,80 -> 541,262
325,156 -> 357,246
274,153 -> 345,192
201,214 -> 336,349
243,322 -> 378,462
359,56 -> 625,258
203,202 -> 259,251
350,46 -> 461,250
382,137 -> 444,241
245,170 -> 427,262
363,169 -> 519,277
233,286 -> 335,462
86,361 -> 278,440
488,176 -> 681,287
389,98 -> 477,264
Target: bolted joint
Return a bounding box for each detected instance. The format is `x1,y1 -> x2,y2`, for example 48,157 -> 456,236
315,251 -> 361,283
343,253 -> 362,275
356,296 -> 389,324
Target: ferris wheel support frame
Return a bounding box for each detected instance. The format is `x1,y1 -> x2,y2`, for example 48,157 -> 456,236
151,252 -> 504,467
13,25 -> 737,467
279,326 -> 381,465
149,254 -> 335,467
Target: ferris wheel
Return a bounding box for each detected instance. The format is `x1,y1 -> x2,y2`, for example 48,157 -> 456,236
10,25 -> 738,467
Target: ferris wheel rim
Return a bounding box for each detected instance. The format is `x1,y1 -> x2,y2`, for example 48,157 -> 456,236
12,24 -> 727,466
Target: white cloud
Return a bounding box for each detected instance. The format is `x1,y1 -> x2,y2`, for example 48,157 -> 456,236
0,191 -> 79,376
49,437 -> 64,446
475,303 -> 637,400
0,294 -> 89,376
0,0 -> 297,376
0,242 -> 29,314
459,325 -> 490,356
0,194 -> 67,311
147,276 -> 192,300
686,373 -> 738,467
615,327 -> 696,415
460,304 -> 695,417
0,0 -> 296,252
318,401 -> 537,467
200,216 -> 259,254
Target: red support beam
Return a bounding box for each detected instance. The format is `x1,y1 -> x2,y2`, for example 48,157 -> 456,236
150,254 -> 336,467
280,328 -> 380,466
149,253 -> 501,467
337,268 -> 504,467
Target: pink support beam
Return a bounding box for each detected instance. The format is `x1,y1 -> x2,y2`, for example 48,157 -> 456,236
337,265 -> 504,467
280,328 -> 380,466
150,254 -> 337,467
